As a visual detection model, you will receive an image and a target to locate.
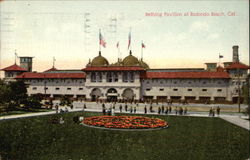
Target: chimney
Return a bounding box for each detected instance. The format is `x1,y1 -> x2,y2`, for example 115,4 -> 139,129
232,45 -> 239,62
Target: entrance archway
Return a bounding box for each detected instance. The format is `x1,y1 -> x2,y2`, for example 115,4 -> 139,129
122,88 -> 134,100
107,88 -> 118,102
91,88 -> 102,101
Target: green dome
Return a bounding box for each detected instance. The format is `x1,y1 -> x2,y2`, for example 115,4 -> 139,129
139,60 -> 150,69
122,51 -> 140,66
91,51 -> 109,66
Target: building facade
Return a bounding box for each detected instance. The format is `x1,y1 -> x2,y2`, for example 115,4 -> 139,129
1,45 -> 249,103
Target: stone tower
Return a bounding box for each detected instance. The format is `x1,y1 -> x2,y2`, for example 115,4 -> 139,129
19,57 -> 33,72
232,45 -> 239,62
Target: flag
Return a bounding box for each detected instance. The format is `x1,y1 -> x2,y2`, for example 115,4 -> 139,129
219,55 -> 223,58
116,41 -> 119,48
128,31 -> 131,49
99,32 -> 106,48
142,42 -> 145,48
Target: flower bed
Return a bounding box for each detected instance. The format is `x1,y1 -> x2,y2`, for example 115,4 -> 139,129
83,116 -> 168,129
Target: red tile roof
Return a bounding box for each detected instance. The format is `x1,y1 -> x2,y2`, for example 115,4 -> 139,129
83,66 -> 145,71
141,71 -> 230,79
43,67 -> 58,72
1,64 -> 27,71
15,72 -> 86,79
225,62 -> 250,69
216,66 -> 225,72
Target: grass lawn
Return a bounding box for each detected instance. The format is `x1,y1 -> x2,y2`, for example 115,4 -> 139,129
0,112 -> 249,160
0,108 -> 52,117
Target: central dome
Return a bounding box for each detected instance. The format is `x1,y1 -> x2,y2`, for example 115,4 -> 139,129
122,50 -> 140,66
91,51 -> 109,66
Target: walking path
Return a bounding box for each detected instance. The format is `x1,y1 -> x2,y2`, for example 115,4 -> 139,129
0,102 -> 249,130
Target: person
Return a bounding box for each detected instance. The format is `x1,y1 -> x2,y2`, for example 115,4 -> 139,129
65,107 -> 69,113
59,117 -> 64,124
184,107 -> 187,115
119,104 -> 122,113
125,104 -> 128,112
179,107 -> 183,115
150,105 -> 153,113
165,106 -> 168,114
175,107 -> 178,115
134,106 -> 136,113
55,104 -> 59,114
161,105 -> 165,114
216,106 -> 221,116
212,108 -> 215,117
70,104 -> 73,110
84,103 -> 87,109
158,107 -> 161,114
108,107 -> 112,116
60,108 -> 64,113
144,105 -> 147,114
130,106 -> 133,113
169,106 -> 172,113
102,104 -> 106,115
209,107 -> 212,116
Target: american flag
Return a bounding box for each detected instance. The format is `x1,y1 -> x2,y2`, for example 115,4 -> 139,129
99,32 -> 106,48
128,31 -> 131,49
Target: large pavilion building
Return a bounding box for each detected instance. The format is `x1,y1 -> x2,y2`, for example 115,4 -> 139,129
1,45 -> 249,103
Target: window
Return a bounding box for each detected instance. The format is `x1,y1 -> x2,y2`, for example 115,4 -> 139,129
55,88 -> 60,90
114,72 -> 118,82
97,72 -> 102,82
187,89 -> 192,91
45,87 -> 48,90
218,81 -> 221,84
67,88 -> 71,90
107,72 -> 112,82
188,81 -> 192,84
123,72 -> 128,82
173,88 -> 178,91
146,80 -> 150,84
174,81 -> 177,84
203,81 -> 206,84
32,87 -> 37,90
79,88 -> 83,90
146,88 -> 151,91
91,73 -> 96,82
202,89 -> 207,92
159,88 -> 164,91
217,89 -> 222,92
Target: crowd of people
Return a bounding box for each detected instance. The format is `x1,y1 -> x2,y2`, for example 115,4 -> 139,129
99,101 -> 191,116
51,99 -> 222,117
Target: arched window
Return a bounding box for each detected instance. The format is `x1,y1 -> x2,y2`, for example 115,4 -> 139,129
130,72 -> 134,82
123,72 -> 128,82
91,72 -> 96,82
97,72 -> 102,82
107,72 -> 112,82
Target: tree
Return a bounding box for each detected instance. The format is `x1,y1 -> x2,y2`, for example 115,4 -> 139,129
0,80 -> 11,112
8,80 -> 28,108
59,95 -> 72,107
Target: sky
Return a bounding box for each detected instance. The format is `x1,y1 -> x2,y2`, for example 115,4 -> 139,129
0,0 -> 249,77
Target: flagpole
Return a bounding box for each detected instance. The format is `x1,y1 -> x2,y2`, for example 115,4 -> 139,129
141,41 -> 143,61
14,49 -> 17,64
219,53 -> 221,66
99,29 -> 101,52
